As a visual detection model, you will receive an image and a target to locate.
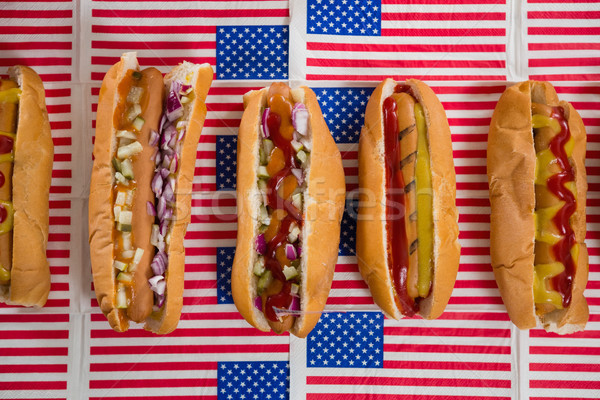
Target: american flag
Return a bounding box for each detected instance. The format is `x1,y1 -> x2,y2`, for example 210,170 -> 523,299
0,1 -> 600,399
294,0 -> 510,81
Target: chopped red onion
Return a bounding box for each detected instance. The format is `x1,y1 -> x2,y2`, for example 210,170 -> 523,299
151,257 -> 165,276
155,279 -> 166,295
169,153 -> 179,174
255,234 -> 266,255
157,196 -> 167,220
177,127 -> 186,142
154,149 -> 161,166
157,250 -> 168,265
292,103 -> 309,136
162,125 -> 177,150
297,246 -> 302,257
149,275 -> 164,288
166,90 -> 184,122
146,201 -> 156,217
299,137 -> 312,151
162,153 -> 172,169
155,293 -> 165,309
160,168 -> 170,179
163,182 -> 174,203
285,243 -> 297,261
160,219 -> 169,236
163,207 -> 173,221
254,296 -> 263,311
289,295 -> 300,311
291,168 -> 303,186
170,80 -> 182,95
167,130 -> 177,148
152,172 -> 163,197
261,108 -> 270,138
158,114 -> 168,136
149,129 -> 160,147
179,84 -> 192,95
168,177 -> 176,191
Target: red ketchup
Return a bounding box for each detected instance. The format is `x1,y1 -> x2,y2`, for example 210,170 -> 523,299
0,135 -> 14,155
262,102 -> 302,322
383,93 -> 417,317
0,172 -> 4,189
546,107 -> 576,308
0,204 -> 7,224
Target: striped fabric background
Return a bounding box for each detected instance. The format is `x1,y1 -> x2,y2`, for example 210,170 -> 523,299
0,0 -> 599,399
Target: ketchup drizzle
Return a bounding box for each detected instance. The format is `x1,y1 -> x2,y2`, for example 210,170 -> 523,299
0,136 -> 14,155
383,95 -> 417,316
262,105 -> 302,321
546,106 -> 576,308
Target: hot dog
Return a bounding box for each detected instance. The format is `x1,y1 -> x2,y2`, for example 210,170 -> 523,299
89,52 -> 213,334
357,78 -> 460,320
232,83 -> 345,338
0,66 -> 53,307
488,81 -> 588,334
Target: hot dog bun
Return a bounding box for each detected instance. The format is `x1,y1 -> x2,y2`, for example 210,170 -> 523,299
89,53 -> 213,334
357,78 -> 460,320
232,85 -> 345,338
487,81 -> 588,334
0,66 -> 53,308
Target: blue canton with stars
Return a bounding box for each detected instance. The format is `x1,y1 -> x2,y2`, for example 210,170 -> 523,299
217,247 -> 235,304
339,199 -> 358,256
307,0 -> 382,36
216,25 -> 289,80
216,135 -> 237,191
313,87 -> 373,144
218,361 -> 289,400
307,312 -> 384,368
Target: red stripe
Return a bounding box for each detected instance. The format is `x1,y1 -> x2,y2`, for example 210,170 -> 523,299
0,58 -> 71,67
529,58 -> 600,67
454,280 -> 498,289
47,104 -> 71,113
90,361 -> 217,372
384,343 -> 510,354
91,326 -> 276,339
92,40 -> 215,50
50,121 -> 72,130
49,233 -> 70,242
449,296 -> 504,305
90,398 -> 215,400
383,0 -> 505,3
308,396 -> 509,400
0,314 -> 69,323
307,376 -> 510,388
186,230 -> 236,240
438,312 -> 509,321
192,214 -> 237,224
89,311 -> 243,322
38,73 -> 71,82
529,329 -> 600,339
384,12 -> 505,20
530,380 -> 600,389
207,102 -> 244,112
529,73 -> 600,81
530,363 -> 600,372
458,263 -> 493,272
203,118 -> 240,128
444,101 -> 498,110
527,0 -> 600,3
90,344 -> 289,355
326,296 -> 375,305
46,88 -> 71,97
1,347 -> 68,356
382,28 -> 505,37
0,364 -> 68,373
89,378 -> 217,389
529,27 -> 600,35
0,381 -> 67,391
307,58 -> 505,69
51,169 -> 71,178
530,346 -> 600,356
91,25 -> 216,34
528,11 -> 600,19
92,9 -> 288,18
91,56 -> 215,66
307,42 -> 505,53
529,43 -> 600,51
306,74 -> 506,81
449,117 -> 491,126
192,197 -> 236,207
460,214 -> 490,223
432,85 -> 506,94
460,231 -> 490,239
384,360 -> 510,371
456,165 -> 486,174
0,10 -> 72,18
0,26 -> 72,34
331,280 -> 368,289
384,326 -> 509,337
0,42 -> 72,51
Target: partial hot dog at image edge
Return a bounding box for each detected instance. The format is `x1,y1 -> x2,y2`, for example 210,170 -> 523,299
357,78 -> 460,320
487,81 -> 589,334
